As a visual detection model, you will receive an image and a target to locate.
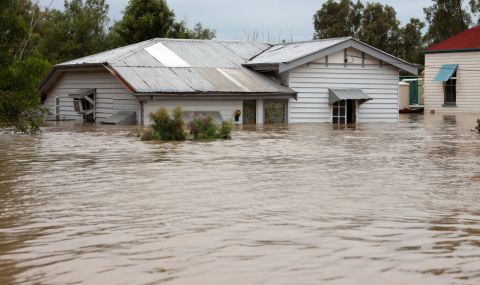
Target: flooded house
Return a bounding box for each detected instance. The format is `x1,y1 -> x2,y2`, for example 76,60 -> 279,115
424,26 -> 480,113
39,37 -> 418,125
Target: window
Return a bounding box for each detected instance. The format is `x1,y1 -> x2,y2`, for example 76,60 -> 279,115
332,100 -> 346,124
444,72 -> 457,106
264,100 -> 287,123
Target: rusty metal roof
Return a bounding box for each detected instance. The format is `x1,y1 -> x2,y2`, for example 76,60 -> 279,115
56,38 -> 295,96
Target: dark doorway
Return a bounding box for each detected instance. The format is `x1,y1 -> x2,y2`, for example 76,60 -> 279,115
264,100 -> 287,123
347,100 -> 357,124
243,100 -> 256,124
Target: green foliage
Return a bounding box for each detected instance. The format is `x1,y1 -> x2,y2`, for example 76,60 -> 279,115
358,3 -> 402,57
313,0 -> 364,39
142,107 -> 232,141
110,0 -> 216,46
38,0 -> 111,63
424,0 -> 472,45
472,0 -> 480,24
0,0 -> 51,134
401,18 -> 426,65
143,107 -> 186,141
189,116 -> 232,140
111,0 -> 175,46
313,0 -> 426,64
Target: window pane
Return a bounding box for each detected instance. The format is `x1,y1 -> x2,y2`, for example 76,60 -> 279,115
264,100 -> 286,123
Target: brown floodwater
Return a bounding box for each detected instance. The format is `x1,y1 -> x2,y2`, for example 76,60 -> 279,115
1,113 -> 480,285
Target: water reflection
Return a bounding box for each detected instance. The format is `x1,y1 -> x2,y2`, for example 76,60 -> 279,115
0,113 -> 480,284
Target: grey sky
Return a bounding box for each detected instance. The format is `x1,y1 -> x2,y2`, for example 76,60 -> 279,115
39,0 -> 433,41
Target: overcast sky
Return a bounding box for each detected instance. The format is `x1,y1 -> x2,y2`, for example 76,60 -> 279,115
39,0 -> 433,41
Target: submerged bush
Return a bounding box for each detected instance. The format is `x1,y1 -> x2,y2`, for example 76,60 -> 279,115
189,115 -> 232,140
141,106 -> 232,141
142,106 -> 186,141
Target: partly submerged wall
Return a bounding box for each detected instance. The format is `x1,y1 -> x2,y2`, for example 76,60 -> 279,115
42,68 -> 139,122
287,48 -> 400,123
424,51 -> 480,113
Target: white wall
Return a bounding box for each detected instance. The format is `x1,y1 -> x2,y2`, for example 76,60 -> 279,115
42,68 -> 139,121
424,51 -> 480,113
143,99 -> 242,125
287,48 -> 400,123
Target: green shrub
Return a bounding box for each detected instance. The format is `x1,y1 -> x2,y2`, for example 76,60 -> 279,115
143,106 -> 186,141
189,115 -> 232,140
219,120 -> 232,139
141,107 -> 232,141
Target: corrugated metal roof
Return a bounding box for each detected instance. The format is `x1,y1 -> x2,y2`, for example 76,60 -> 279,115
433,64 -> 458,81
246,37 -> 418,75
427,26 -> 480,52
58,39 -> 158,66
249,38 -> 350,64
55,38 -> 295,96
328,88 -> 372,104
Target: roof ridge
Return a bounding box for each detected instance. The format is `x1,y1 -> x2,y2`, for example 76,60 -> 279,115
57,38 -> 159,66
272,37 -> 352,46
152,37 -> 270,44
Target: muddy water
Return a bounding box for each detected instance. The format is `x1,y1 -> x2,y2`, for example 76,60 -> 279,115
1,114 -> 480,285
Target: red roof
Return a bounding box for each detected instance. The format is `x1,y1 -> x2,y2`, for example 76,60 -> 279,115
426,26 -> 480,52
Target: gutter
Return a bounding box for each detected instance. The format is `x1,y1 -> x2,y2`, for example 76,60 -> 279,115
424,48 -> 480,54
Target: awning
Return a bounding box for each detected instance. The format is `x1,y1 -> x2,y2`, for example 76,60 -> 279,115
328,88 -> 372,105
433,64 -> 458,81
68,89 -> 95,99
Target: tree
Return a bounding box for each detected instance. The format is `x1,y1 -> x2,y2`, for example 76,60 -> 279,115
110,0 -> 216,46
0,0 -> 51,133
39,0 -> 111,63
190,23 -> 216,40
111,0 -> 175,45
313,0 -> 364,39
424,0 -> 472,45
470,0 -> 480,24
358,3 -> 402,57
400,18 -> 426,65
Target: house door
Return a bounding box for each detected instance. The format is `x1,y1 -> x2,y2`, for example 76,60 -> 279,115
264,100 -> 287,123
243,100 -> 256,124
333,100 -> 357,124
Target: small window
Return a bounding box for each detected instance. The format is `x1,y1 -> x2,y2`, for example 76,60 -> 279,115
444,72 -> 457,106
332,100 -> 347,124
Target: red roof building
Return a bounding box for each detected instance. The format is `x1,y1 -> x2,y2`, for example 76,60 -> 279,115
423,26 -> 480,114
426,26 -> 480,53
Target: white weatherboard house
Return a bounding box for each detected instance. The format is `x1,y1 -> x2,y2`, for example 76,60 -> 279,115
40,37 -> 418,125
424,27 -> 480,113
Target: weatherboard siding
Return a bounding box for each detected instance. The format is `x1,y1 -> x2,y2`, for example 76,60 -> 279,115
288,49 -> 400,123
43,69 -> 138,121
424,51 -> 480,113
143,99 -> 242,125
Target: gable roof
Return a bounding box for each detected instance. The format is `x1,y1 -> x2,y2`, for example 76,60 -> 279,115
41,39 -> 296,96
40,37 -> 419,96
246,37 -> 418,74
426,26 -> 480,53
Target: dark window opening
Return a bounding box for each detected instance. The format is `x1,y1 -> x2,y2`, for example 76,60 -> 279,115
264,100 -> 287,124
444,72 -> 457,106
